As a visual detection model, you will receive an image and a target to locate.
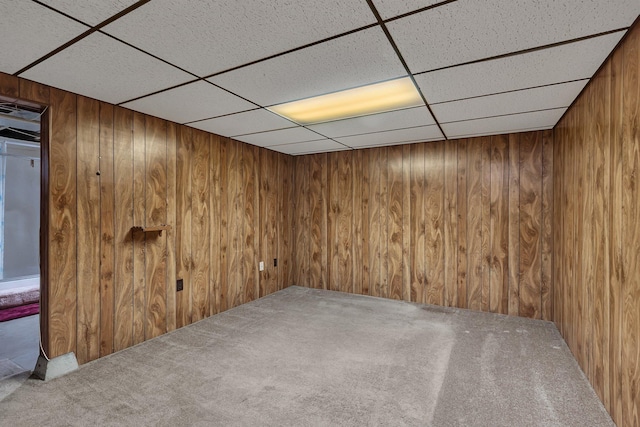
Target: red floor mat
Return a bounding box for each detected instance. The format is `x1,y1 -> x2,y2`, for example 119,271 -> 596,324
0,303 -> 39,322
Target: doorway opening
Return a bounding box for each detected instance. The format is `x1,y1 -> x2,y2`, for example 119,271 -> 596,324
0,101 -> 43,384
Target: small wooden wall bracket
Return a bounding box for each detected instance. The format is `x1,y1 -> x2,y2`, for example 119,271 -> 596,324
131,225 -> 171,236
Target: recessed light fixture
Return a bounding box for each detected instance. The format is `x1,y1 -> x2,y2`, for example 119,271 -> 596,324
267,77 -> 423,125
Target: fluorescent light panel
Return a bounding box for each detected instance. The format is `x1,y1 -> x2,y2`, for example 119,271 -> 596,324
267,77 -> 423,125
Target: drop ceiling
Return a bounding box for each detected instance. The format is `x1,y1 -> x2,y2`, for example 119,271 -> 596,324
1,0 -> 638,155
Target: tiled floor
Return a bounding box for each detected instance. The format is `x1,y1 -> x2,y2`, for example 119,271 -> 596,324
0,314 -> 39,378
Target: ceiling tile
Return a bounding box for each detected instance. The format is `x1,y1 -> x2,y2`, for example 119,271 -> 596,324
103,0 -> 376,77
270,140 -> 348,155
308,106 -> 434,138
0,2 -> 88,75
433,80 -> 588,124
122,81 -> 256,124
209,27 -> 406,106
233,127 -> 323,148
371,0 -> 443,20
21,32 -> 193,105
39,0 -> 138,26
189,109 -> 295,137
388,0 -> 639,73
415,32 -> 624,104
443,109 -> 566,139
336,125 -> 442,148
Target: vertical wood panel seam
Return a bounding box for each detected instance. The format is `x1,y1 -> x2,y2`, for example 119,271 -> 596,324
74,95 -> 79,356
129,115 -> 134,345
165,124 -> 169,330
143,117 -> 147,339
98,103 -> 103,357
540,136 -> 544,318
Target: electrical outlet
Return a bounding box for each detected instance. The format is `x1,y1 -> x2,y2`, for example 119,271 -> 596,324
259,261 -> 264,271
177,279 -> 184,292
274,258 -> 278,267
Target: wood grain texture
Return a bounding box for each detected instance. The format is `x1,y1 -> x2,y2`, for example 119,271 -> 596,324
266,149 -> 278,295
369,148 -> 381,298
293,132 -> 550,322
309,154 -> 323,290
209,135 -> 220,313
563,109 -> 573,347
508,134 -> 520,317
387,146 -> 403,301
176,126 -> 192,327
166,122 -> 177,329
301,156 -> 311,289
574,99 -> 586,363
426,141 -> 445,306
552,120 -> 563,331
191,130 -> 210,320
99,102 -> 115,357
554,121 -> 564,334
319,153 -> 329,291
354,149 -> 365,297
278,153 -> 293,290
621,25 -> 640,427
0,72 -> 19,99
583,86 -> 596,385
565,109 -> 577,353
144,116 -> 167,339
242,144 -> 257,304
519,132 -> 542,319
480,138 -> 491,312
19,79 -> 50,105
132,113 -> 146,344
609,45 -> 624,425
466,139 -> 483,311
443,141 -> 457,307
0,74 -> 296,366
227,140 -> 242,308
583,90 -> 596,383
379,148 -> 389,299
294,156 -> 309,288
217,138 -> 229,312
541,130 -> 554,322
327,152 -> 339,291
591,68 -> 610,403
339,151 -> 354,294
48,88 -> 77,357
401,145 -> 411,301
261,149 -> 278,296
456,139 -> 468,309
361,149 -> 371,296
0,66 -> 577,390
259,149 -> 269,296
410,143 -> 425,303
76,96 -> 101,364
552,22 -> 640,426
113,107 -> 134,352
490,134 -> 509,314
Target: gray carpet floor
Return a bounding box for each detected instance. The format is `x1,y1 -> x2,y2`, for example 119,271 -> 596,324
0,286 -> 612,426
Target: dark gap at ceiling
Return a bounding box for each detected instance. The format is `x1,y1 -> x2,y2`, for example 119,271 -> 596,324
364,0 -> 447,139
15,0 -> 153,76
414,28 -> 629,76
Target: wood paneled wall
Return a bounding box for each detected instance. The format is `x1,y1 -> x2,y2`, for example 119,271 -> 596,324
0,72 -> 294,364
292,131 -> 553,320
553,23 -> 640,427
